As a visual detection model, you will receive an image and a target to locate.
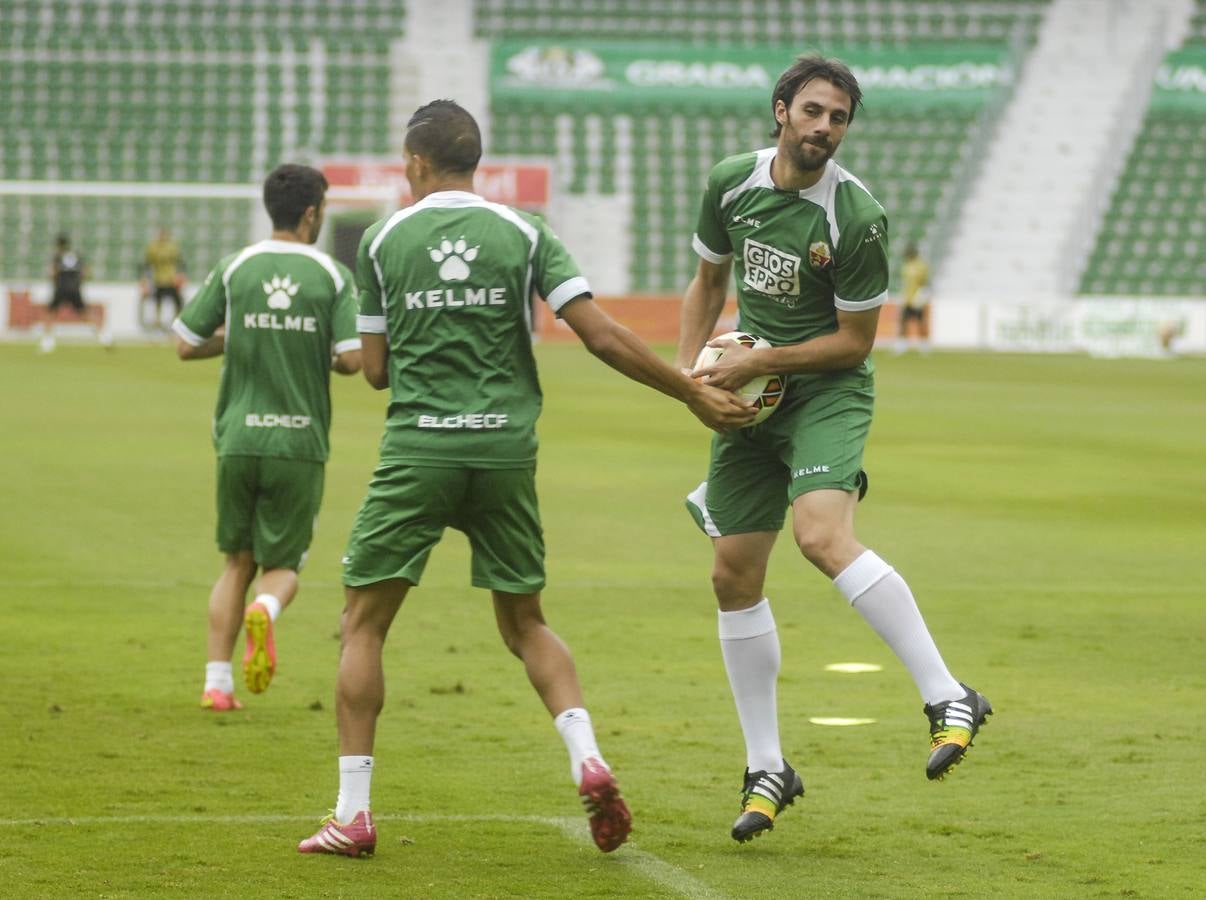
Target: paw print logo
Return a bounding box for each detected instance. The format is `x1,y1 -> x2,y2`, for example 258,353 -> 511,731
263,274 -> 300,310
429,237 -> 479,282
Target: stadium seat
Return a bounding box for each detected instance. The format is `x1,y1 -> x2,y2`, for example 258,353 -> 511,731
480,1 -> 1041,292
472,0 -> 1048,46
1079,102 -> 1206,297
0,0 -> 407,280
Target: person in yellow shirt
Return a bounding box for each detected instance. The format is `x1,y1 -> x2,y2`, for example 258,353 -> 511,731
895,243 -> 931,353
143,228 -> 185,330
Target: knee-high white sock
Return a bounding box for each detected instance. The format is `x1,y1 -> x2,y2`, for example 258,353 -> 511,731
718,598 -> 783,774
335,755 -> 373,823
835,550 -> 963,706
554,707 -> 604,786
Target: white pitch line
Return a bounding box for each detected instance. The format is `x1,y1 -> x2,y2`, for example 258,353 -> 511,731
541,816 -> 729,900
0,812 -> 730,900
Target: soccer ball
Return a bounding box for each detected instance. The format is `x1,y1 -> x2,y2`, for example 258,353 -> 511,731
693,331 -> 785,426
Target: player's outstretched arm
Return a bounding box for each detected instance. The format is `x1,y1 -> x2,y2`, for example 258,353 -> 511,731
360,333 -> 389,390
675,257 -> 731,372
559,295 -> 754,432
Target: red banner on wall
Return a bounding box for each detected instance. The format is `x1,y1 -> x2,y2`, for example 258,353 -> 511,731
321,159 -> 550,208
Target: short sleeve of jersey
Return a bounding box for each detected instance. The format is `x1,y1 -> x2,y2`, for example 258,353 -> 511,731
332,261 -> 362,354
531,217 -> 590,314
355,222 -> 386,333
172,256 -> 231,345
834,211 -> 890,312
692,165 -> 734,264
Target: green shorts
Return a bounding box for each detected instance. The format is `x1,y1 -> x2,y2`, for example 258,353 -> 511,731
216,455 -> 325,570
342,465 -> 545,594
686,372 -> 874,537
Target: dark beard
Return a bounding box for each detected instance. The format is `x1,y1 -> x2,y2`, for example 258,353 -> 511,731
786,140 -> 832,173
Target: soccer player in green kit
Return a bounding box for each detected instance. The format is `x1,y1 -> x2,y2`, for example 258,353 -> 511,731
298,100 -> 754,857
678,56 -> 992,843
173,164 -> 363,711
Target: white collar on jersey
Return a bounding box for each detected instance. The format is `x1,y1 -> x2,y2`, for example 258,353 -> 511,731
795,159 -> 838,201
416,190 -> 483,207
735,150 -> 838,204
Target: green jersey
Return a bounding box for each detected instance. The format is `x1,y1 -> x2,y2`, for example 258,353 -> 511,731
173,239 -> 361,463
693,150 -> 889,378
357,189 -> 589,468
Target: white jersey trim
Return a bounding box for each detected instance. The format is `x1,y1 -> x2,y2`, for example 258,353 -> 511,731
692,233 -> 732,264
222,239 -> 346,293
835,289 -> 888,312
357,314 -> 387,334
545,276 -> 591,313
720,147 -> 776,210
333,337 -> 363,354
796,160 -> 878,250
367,191 -> 543,314
700,148 -> 776,262
371,191 -> 540,247
367,203 -> 429,305
171,317 -> 205,346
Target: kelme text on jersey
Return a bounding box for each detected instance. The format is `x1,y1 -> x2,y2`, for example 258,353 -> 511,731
242,312 -> 319,332
404,288 -> 508,310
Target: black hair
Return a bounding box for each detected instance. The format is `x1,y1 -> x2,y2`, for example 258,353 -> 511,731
771,54 -> 863,137
262,164 -> 328,230
404,100 -> 482,175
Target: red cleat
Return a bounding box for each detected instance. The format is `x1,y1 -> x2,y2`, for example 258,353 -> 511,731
242,601 -> 276,694
199,688 -> 243,711
297,811 -> 377,857
579,758 -> 632,852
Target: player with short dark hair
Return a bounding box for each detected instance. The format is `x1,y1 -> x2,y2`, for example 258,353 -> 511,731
172,163 -> 362,712
677,54 -> 991,843
262,163 -> 330,231
297,99 -> 753,858
401,98 -> 483,173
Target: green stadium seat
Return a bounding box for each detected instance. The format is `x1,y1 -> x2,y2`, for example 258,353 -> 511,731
0,0 -> 408,280
474,0 -> 1048,46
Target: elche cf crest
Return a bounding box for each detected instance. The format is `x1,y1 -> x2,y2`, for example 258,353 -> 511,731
808,241 -> 833,271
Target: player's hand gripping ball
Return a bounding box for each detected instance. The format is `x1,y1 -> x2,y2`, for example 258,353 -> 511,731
694,331 -> 785,426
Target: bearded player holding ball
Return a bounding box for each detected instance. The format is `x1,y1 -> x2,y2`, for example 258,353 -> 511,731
679,54 -> 992,844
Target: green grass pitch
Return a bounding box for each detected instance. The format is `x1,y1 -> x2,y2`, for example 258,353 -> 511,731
1,342 -> 1204,898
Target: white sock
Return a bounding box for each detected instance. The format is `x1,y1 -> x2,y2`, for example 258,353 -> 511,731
835,550 -> 963,706
335,755 -> 373,823
254,593 -> 282,622
554,707 -> 603,786
204,661 -> 234,694
718,598 -> 784,774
